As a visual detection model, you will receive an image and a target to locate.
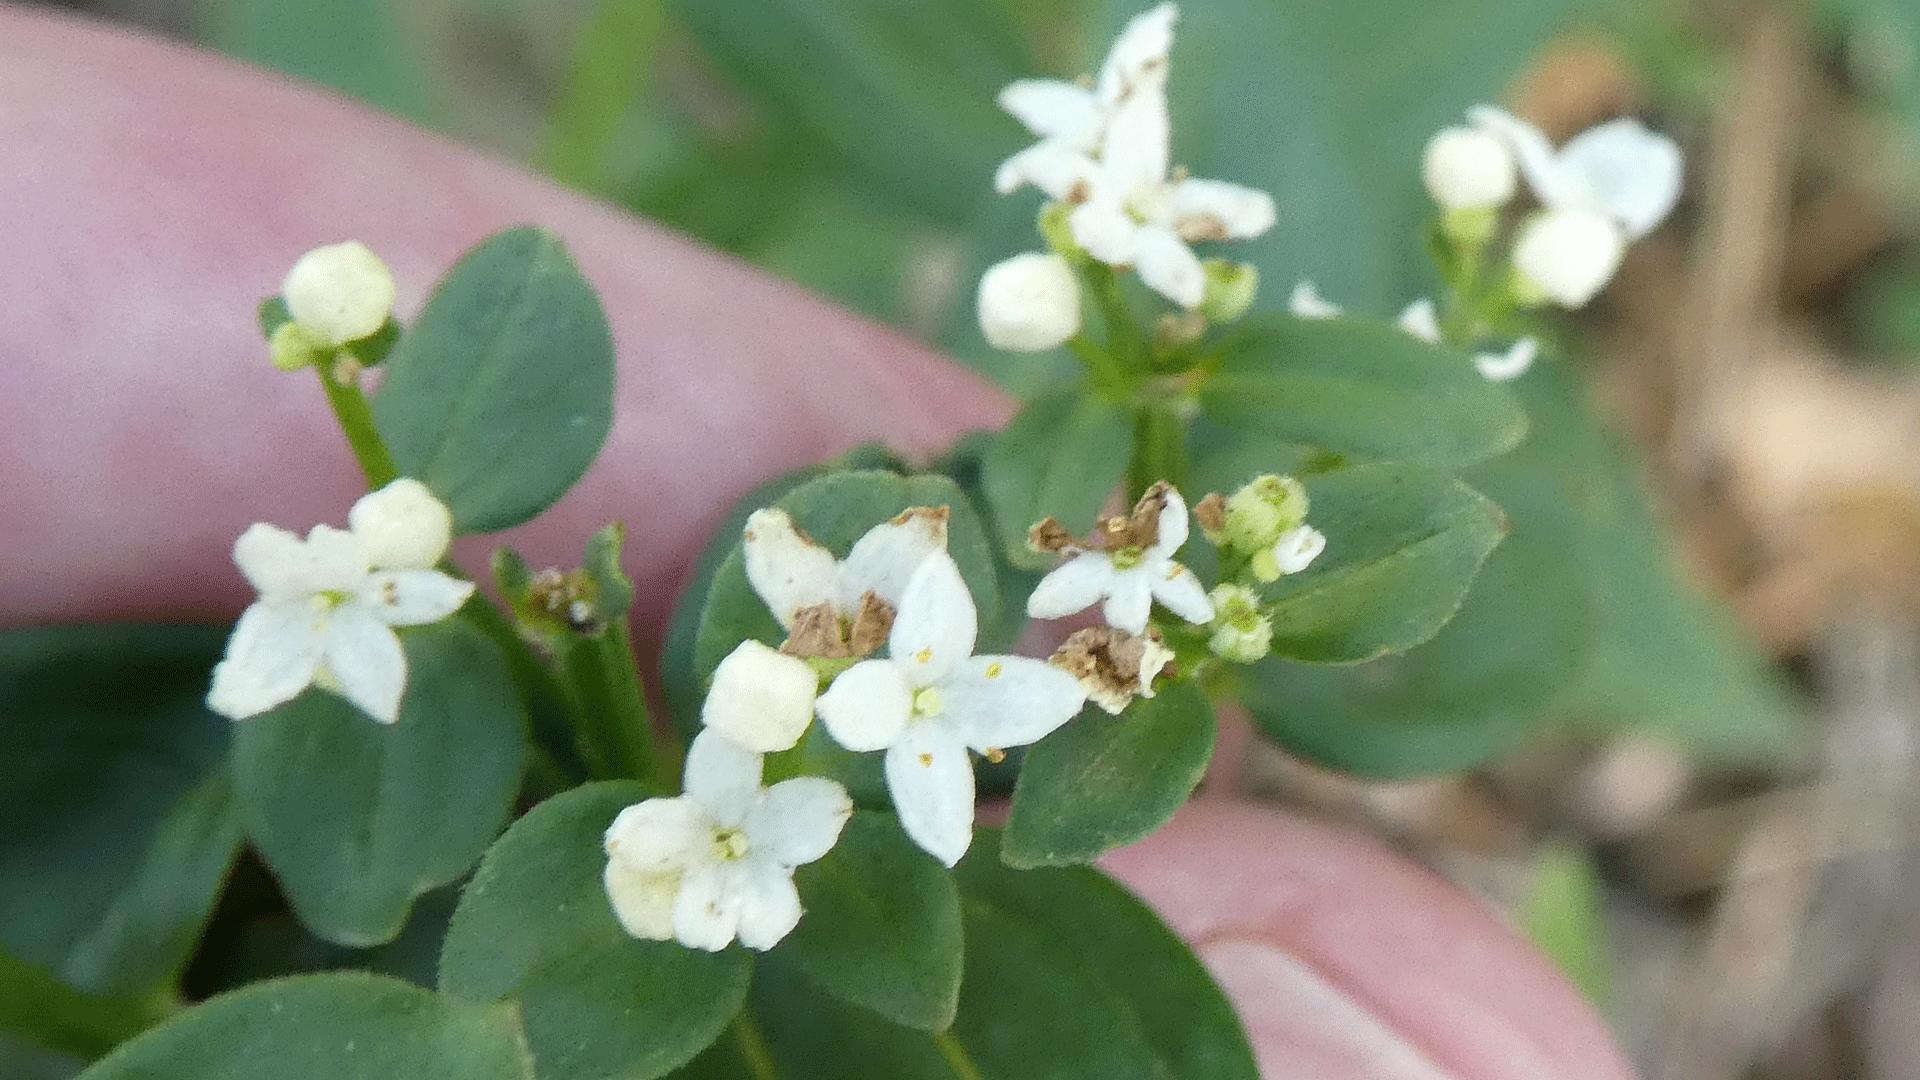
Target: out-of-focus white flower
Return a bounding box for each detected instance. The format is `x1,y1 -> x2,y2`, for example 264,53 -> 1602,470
347,478 -> 453,571
814,553 -> 1085,866
1397,297 -> 1442,343
1289,280 -> 1342,319
1474,337 -> 1538,382
282,241 -> 397,345
1268,525 -> 1327,575
206,494 -> 474,724
1027,482 -> 1214,634
978,252 -> 1081,352
1510,208 -> 1627,308
602,729 -> 851,951
701,640 -> 820,753
742,506 -> 947,657
1421,126 -> 1518,211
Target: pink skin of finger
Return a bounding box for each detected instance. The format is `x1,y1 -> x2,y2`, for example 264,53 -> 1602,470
0,7 -> 1636,1079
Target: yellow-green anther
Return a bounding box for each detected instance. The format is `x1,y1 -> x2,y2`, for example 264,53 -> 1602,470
711,827 -> 751,862
912,685 -> 945,718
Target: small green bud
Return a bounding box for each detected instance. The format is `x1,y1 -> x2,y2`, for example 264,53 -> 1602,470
267,320 -> 329,372
1207,584 -> 1272,663
1221,474 -> 1309,553
1249,547 -> 1281,583
1199,260 -> 1259,323
1439,206 -> 1500,251
1038,203 -> 1082,259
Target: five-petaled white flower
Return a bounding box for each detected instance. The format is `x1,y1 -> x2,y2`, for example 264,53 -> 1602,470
206,480 -> 473,724
743,506 -> 947,655
1027,483 -> 1214,635
815,552 -> 1086,867
993,3 -> 1276,309
603,728 -> 852,952
1467,106 -> 1681,308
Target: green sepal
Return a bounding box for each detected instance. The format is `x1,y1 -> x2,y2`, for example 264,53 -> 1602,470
257,296 -> 292,339
980,383 -> 1133,569
770,812 -> 963,1031
439,782 -> 750,1080
229,619 -> 527,947
1002,682 -> 1214,868
371,226 -> 616,534
1199,315 -> 1527,468
585,522 -> 636,621
75,972 -> 536,1080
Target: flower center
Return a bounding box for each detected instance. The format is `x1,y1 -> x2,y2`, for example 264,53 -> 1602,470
911,686 -> 945,719
1108,546 -> 1145,571
711,826 -> 751,862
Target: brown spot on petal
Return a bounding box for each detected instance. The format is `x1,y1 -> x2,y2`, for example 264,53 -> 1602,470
781,596 -> 895,660
1028,517 -> 1077,554
1176,215 -> 1230,243
918,753 -> 934,767
1049,625 -> 1171,715
844,592 -> 894,656
889,504 -> 950,529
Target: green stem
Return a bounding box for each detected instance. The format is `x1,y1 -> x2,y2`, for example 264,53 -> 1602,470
731,1010 -> 781,1080
317,365 -> 400,488
932,1030 -> 985,1080
562,619 -> 669,787
456,596 -> 586,791
1127,399 -> 1190,501
1084,263 -> 1143,387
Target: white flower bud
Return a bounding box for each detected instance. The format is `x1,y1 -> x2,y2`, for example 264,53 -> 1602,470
283,241 -> 397,345
977,252 -> 1081,352
1510,208 -> 1626,309
1422,126 -> 1517,211
1207,584 -> 1272,664
1271,525 -> 1327,575
348,478 -> 454,570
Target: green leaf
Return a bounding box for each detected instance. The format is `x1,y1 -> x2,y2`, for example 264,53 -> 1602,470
1002,682 -> 1213,867
1264,462 -> 1507,663
229,619 -> 526,946
0,949 -> 174,1062
77,972 -> 534,1080
1201,316 -> 1528,468
440,782 -> 750,1080
678,958 -> 956,1078
196,0 -> 433,123
771,813 -> 963,1031
372,227 -> 615,534
952,831 -> 1258,1080
980,385 -> 1133,568
0,626 -> 242,999
1515,844 -> 1610,1008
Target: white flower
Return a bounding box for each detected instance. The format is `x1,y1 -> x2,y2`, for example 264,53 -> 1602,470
603,729 -> 851,951
1027,482 -> 1214,634
1474,337 -> 1538,382
978,252 -> 1081,351
814,553 -> 1086,866
701,639 -> 820,753
1397,297 -> 1441,343
994,3 -> 1275,308
206,516 -> 474,724
1289,280 -> 1342,319
1467,107 -> 1681,309
347,478 -> 453,570
1270,525 -> 1327,574
743,506 -> 946,640
1421,126 -> 1517,211
282,241 -> 397,345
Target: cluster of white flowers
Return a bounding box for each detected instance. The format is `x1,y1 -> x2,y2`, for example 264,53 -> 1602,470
206,478 -> 471,724
978,3 -> 1277,351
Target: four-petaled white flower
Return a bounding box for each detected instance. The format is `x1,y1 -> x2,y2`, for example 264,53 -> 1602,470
1027,483 -> 1214,635
1468,106 -> 1681,308
282,240 -> 397,346
206,480 -> 473,724
993,3 -> 1275,308
743,506 -> 946,644
603,728 -> 852,952
815,552 -> 1087,867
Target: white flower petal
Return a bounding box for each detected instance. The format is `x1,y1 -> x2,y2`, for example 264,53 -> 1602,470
887,553 -> 977,681
816,659 -> 912,752
1397,298 -> 1442,344
1556,118 -> 1682,238
1288,280 -> 1342,319
602,860 -> 681,940
939,656 -> 1086,752
1163,178 -> 1276,241
702,639 -> 818,753
742,508 -> 838,631
1149,565 -> 1215,625
320,609 -> 407,723
1102,570 -> 1155,635
206,600 -> 327,720
837,508 -> 950,612
282,240 -> 396,345
1132,224 -> 1205,308
1512,208 -> 1626,309
747,777 -> 853,866
1467,105 -> 1573,209
673,863 -> 745,952
234,522 -> 365,598
993,142 -> 1100,200
997,79 -> 1102,145
1027,553 -> 1118,621
1068,199 -> 1141,266
1474,337 -> 1537,382
682,729 -> 764,826
733,868 -> 804,952
360,569 -> 473,626
604,797 -> 709,871
1095,2 -> 1178,104
1272,525 -> 1327,574
885,723 -> 976,867
348,478 -> 453,570
1098,89 -> 1171,194
1421,126 -> 1516,211
1150,484 -> 1190,556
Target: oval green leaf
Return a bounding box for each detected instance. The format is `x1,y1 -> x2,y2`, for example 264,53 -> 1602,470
229,619 -> 527,946
1200,316 -> 1527,468
980,384 -> 1133,569
1002,682 -> 1213,868
371,226 -> 615,534
771,812 -> 963,1031
439,782 -> 750,1080
1264,462 -> 1506,663
77,972 -> 534,1080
